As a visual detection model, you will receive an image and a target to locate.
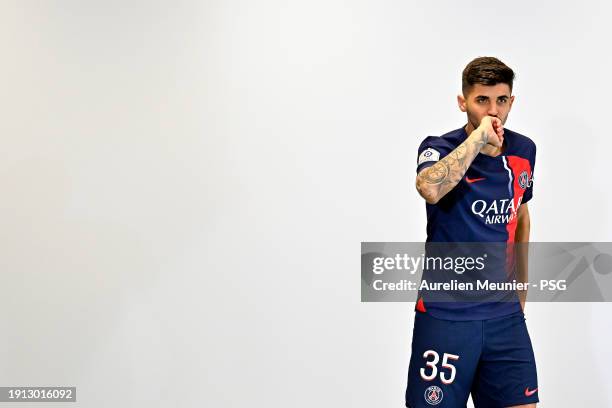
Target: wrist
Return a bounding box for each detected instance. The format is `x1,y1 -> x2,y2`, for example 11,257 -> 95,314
468,128 -> 487,147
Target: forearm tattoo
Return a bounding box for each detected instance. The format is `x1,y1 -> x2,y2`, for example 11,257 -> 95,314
421,130 -> 487,188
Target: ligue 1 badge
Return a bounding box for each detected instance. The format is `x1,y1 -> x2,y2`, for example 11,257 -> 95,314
518,170 -> 530,189
418,148 -> 440,165
424,385 -> 443,405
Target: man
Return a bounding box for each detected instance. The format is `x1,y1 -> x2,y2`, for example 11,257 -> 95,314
405,57 -> 538,407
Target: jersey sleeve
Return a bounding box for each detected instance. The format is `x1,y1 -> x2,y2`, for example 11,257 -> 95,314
416,136 -> 452,174
522,143 -> 537,203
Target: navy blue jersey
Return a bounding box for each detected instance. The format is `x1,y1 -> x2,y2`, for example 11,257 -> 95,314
415,126 -> 536,320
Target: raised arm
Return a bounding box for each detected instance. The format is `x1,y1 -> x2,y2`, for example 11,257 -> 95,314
416,116 -> 504,204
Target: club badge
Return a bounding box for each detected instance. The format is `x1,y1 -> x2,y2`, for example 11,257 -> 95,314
424,385 -> 443,405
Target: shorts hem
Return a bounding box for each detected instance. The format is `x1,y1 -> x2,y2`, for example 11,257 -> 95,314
493,397 -> 539,406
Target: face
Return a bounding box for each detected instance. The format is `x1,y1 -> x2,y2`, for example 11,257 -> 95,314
457,83 -> 514,131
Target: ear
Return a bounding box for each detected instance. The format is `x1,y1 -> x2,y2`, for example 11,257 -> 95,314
509,95 -> 515,110
457,94 -> 467,112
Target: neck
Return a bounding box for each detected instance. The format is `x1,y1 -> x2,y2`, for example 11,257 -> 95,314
464,122 -> 476,135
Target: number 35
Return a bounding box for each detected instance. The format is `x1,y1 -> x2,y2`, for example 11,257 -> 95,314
420,350 -> 459,384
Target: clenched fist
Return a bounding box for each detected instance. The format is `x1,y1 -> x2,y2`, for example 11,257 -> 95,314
477,116 -> 504,148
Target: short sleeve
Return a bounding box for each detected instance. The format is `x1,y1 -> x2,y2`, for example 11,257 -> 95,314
416,136 -> 452,174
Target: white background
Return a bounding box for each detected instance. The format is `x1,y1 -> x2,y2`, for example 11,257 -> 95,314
1,1 -> 611,407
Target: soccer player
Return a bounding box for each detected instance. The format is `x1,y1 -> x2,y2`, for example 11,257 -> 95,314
405,57 -> 538,407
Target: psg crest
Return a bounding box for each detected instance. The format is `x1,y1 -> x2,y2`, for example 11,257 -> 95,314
424,385 -> 443,405
518,170 -> 531,189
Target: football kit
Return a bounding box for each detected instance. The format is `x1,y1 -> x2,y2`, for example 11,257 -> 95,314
405,126 -> 539,407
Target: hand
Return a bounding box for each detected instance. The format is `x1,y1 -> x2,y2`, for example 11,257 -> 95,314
477,116 -> 504,147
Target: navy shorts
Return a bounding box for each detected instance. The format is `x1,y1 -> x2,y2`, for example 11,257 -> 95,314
405,311 -> 539,407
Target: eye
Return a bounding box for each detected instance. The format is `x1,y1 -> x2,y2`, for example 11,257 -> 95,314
498,97 -> 508,104
476,97 -> 487,104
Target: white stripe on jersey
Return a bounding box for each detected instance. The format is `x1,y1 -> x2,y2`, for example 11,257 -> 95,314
502,156 -> 513,197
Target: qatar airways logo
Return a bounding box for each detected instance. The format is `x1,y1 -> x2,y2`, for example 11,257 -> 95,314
471,196 -> 523,224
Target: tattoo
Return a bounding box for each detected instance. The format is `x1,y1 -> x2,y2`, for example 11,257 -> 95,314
479,130 -> 487,145
422,160 -> 450,185
418,129 -> 488,196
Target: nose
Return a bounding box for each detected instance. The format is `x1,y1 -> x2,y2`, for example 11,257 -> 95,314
487,103 -> 498,117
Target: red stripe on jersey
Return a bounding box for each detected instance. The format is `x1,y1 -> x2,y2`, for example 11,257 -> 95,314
505,156 -> 532,275
416,297 -> 427,313
505,155 -> 532,243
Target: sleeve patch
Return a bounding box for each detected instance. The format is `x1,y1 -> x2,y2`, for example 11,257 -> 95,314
418,148 -> 440,165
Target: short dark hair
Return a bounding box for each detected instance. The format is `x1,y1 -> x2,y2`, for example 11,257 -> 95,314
462,57 -> 515,95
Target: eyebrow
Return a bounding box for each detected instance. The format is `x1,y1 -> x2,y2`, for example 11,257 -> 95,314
475,95 -> 509,99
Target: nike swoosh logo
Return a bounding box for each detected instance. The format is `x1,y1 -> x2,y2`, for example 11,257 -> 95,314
525,387 -> 538,396
465,176 -> 486,183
